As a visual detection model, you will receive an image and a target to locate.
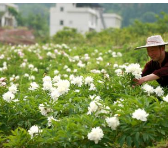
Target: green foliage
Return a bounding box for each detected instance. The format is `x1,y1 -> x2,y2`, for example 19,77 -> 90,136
0,43 -> 168,147
52,27 -> 85,45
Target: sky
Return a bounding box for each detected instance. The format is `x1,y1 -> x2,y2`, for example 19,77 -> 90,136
2,0 -> 168,3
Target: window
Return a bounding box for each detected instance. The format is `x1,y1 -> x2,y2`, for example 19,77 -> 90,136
60,20 -> 64,25
60,7 -> 64,12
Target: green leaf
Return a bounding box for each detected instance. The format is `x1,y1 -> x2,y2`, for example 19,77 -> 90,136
126,136 -> 132,147
119,135 -> 126,147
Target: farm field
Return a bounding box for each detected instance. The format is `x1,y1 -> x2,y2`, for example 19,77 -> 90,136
0,43 -> 168,148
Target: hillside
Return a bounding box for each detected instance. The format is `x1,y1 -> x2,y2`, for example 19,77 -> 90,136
16,3 -> 168,28
100,3 -> 168,27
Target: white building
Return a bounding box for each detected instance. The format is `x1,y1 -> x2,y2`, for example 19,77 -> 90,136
50,3 -> 122,36
0,3 -> 18,28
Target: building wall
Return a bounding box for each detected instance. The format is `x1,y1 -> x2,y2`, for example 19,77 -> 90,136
0,3 -> 18,27
103,14 -> 122,29
50,3 -> 122,36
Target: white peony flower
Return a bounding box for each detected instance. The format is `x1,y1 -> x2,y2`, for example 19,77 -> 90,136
28,125 -> 42,138
87,127 -> 104,144
154,86 -> 164,97
89,83 -> 96,91
87,100 -> 101,115
71,76 -> 83,87
125,63 -> 142,79
29,75 -> 35,80
52,75 -> 61,83
50,89 -> 60,101
55,80 -> 70,95
142,84 -> 154,96
77,61 -> 85,68
90,69 -> 101,74
9,84 -> 18,94
132,108 -> 149,121
105,117 -> 120,130
85,76 -> 93,85
47,116 -> 60,126
3,91 -> 15,102
115,69 -> 123,76
43,81 -> 53,91
113,63 -> 118,68
39,103 -> 53,116
96,56 -> 103,61
43,76 -> 52,83
54,70 -> 59,75
29,82 -> 39,91
163,95 -> 168,102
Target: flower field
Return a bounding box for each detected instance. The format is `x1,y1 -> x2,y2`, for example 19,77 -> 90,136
0,43 -> 168,148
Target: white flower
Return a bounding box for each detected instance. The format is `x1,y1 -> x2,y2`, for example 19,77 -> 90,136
52,75 -> 61,83
106,117 -> 120,130
47,116 -> 60,126
87,101 -> 100,115
73,69 -> 77,73
87,127 -> 104,144
155,86 -> 164,97
142,84 -> 154,96
9,84 -> 18,94
115,69 -> 123,76
39,103 -> 53,116
113,63 -> 118,68
132,108 -> 149,121
24,73 -> 29,77
125,63 -> 142,79
66,68 -> 71,72
29,75 -> 35,80
96,57 -> 103,61
54,70 -> 59,75
117,52 -> 122,57
43,76 -> 52,83
163,95 -> 168,102
71,76 -> 83,87
20,62 -> 26,68
85,76 -> 93,85
3,91 -> 15,102
90,69 -> 101,74
29,82 -> 39,91
55,80 -> 70,95
77,61 -> 85,68
43,81 -> 52,91
28,125 -> 42,138
112,52 -> 117,57
89,83 -> 96,91
50,89 -> 60,101
28,64 -> 34,69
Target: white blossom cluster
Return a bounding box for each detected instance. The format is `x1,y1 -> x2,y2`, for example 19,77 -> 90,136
163,95 -> 168,102
132,108 -> 149,121
0,62 -> 7,72
105,116 -> 120,130
29,82 -> 39,91
87,127 -> 104,144
2,84 -> 18,102
28,125 -> 42,138
0,77 -> 6,86
39,103 -> 53,116
125,63 -> 142,79
87,96 -> 110,116
142,84 -> 164,97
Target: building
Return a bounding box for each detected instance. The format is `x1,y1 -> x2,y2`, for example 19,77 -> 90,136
0,3 -> 18,28
50,3 -> 122,36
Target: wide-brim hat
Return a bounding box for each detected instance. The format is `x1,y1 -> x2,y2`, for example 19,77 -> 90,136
135,35 -> 168,50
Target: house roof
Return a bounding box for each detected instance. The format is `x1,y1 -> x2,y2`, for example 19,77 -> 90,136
76,3 -> 102,8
